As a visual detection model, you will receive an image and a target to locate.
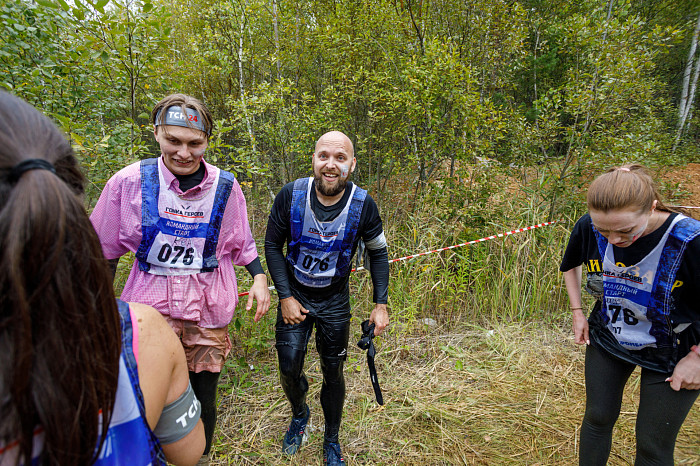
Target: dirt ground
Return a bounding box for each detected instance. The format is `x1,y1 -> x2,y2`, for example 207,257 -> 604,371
660,163 -> 700,216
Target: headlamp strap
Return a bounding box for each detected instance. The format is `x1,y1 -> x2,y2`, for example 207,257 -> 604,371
358,319 -> 384,405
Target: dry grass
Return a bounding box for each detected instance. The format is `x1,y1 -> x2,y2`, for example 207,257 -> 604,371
211,319 -> 700,465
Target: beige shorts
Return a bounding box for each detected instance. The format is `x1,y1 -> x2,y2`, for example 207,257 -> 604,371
164,317 -> 231,373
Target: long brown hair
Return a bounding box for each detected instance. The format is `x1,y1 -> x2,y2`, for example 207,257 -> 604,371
587,164 -> 675,214
0,92 -> 120,465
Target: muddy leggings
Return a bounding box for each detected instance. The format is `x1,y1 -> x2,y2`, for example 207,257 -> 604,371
580,344 -> 699,466
275,310 -> 351,444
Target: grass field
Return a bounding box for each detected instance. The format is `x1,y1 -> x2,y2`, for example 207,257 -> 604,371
213,318 -> 700,465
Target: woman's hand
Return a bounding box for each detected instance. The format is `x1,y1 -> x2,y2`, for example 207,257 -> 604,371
572,308 -> 590,345
666,348 -> 700,391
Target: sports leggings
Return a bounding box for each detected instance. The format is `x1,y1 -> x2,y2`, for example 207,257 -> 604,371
580,344 -> 699,465
189,370 -> 221,455
275,310 -> 351,443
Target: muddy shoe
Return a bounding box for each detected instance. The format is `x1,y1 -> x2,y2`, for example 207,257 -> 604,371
282,405 -> 310,455
322,441 -> 345,465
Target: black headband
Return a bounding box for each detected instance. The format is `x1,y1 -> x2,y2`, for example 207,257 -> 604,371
9,159 -> 56,183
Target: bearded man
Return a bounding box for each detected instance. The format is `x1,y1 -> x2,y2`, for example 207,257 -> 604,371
264,131 -> 390,465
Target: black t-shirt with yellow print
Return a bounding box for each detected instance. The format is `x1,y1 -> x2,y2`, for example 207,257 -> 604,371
561,213 -> 700,371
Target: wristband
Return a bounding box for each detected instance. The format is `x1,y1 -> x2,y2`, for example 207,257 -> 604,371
570,307 -> 583,311
691,345 -> 700,357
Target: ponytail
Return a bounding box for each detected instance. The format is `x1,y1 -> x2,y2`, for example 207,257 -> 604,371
0,91 -> 120,465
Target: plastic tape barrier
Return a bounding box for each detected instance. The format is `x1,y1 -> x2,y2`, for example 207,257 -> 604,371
238,221 -> 558,297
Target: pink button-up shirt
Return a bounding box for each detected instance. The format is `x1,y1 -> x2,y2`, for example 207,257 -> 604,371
90,156 -> 259,328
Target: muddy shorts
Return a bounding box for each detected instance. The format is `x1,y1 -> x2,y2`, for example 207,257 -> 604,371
164,317 -> 231,373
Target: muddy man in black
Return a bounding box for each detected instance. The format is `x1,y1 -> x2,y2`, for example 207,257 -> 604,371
265,131 -> 389,465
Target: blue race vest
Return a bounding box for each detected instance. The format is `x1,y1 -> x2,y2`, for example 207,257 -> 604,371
135,158 -> 234,274
286,177 -> 366,288
93,300 -> 167,465
594,214 -> 700,350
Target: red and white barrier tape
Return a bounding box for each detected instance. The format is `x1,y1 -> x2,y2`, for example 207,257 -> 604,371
352,220 -> 558,272
238,220 -> 558,297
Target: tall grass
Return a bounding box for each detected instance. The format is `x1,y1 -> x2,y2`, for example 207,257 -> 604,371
359,193 -> 582,336
214,319 -> 700,465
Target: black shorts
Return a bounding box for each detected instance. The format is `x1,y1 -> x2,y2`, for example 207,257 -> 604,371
274,306 -> 351,359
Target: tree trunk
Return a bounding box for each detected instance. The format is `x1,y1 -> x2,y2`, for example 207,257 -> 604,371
674,11 -> 700,151
548,0 -> 614,221
272,0 -> 281,80
406,0 -> 424,55
238,8 -> 257,155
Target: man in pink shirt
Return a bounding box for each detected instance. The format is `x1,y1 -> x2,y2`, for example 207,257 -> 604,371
90,93 -> 270,465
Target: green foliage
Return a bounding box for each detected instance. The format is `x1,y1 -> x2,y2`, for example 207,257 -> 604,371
0,1 -> 101,120
5,0 -> 700,199
0,0 -> 182,205
206,118 -> 271,179
503,1 -> 689,219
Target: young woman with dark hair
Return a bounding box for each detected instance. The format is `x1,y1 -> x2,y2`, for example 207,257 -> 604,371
0,91 -> 205,465
561,164 -> 700,465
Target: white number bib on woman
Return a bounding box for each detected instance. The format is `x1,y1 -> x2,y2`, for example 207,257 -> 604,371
601,215 -> 683,349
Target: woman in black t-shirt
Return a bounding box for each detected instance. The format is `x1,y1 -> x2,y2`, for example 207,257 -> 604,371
561,164 -> 700,465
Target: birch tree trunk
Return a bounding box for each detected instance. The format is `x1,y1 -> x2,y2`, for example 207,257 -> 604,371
238,8 -> 257,154
674,11 -> 700,151
272,0 -> 281,80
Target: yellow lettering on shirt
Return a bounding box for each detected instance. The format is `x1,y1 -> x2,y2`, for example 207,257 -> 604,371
671,280 -> 684,292
588,259 -> 601,272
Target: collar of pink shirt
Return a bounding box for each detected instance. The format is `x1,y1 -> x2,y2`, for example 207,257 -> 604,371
158,155 -> 216,197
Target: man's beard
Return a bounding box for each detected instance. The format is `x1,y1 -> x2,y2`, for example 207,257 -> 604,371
314,172 -> 348,197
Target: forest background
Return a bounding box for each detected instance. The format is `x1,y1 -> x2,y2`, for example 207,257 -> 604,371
3,0 -> 700,463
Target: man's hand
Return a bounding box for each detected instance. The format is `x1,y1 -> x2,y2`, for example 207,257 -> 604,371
572,308 -> 589,345
246,274 -> 271,322
369,304 -> 389,336
280,296 -> 309,325
666,349 -> 700,391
